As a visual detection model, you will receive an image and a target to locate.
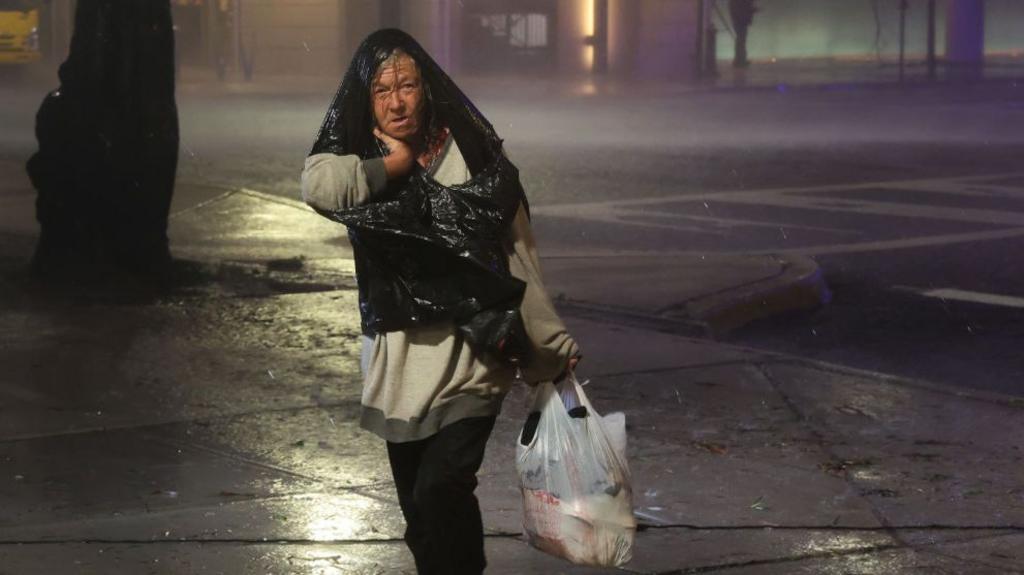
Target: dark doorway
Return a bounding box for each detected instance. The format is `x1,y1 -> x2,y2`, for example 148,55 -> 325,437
462,0 -> 556,73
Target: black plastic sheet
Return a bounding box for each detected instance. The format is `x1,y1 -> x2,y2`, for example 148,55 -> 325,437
26,0 -> 179,274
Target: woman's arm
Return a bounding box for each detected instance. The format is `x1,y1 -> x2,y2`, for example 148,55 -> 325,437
301,128 -> 417,212
300,153 -> 389,211
507,203 -> 581,383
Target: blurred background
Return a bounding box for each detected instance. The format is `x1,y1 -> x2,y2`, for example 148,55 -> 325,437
5,0 -> 1024,83
2,3 -> 1024,572
2,0 -> 1023,392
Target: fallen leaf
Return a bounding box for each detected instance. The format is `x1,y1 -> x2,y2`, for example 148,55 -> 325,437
693,441 -> 728,455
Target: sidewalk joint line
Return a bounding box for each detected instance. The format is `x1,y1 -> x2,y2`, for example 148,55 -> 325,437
0,533 -> 527,546
237,188 -> 314,211
148,435 -> 348,488
639,524 -> 1024,532
1,526 -> 1019,547
922,544 -> 1024,573
168,189 -> 239,219
754,363 -> 902,542
0,398 -> 363,445
655,542 -> 905,575
655,526 -> 1024,574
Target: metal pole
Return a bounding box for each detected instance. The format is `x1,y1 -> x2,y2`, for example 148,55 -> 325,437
927,0 -> 937,80
50,0 -> 57,62
696,0 -> 706,78
594,0 -> 608,74
899,0 -> 908,82
234,0 -> 242,79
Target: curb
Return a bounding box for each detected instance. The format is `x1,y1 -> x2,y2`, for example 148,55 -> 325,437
662,254 -> 831,336
549,254 -> 831,339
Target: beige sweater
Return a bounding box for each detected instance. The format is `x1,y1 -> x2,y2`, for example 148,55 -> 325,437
302,139 -> 578,442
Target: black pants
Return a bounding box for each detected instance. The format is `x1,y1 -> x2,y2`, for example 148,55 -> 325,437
386,416 -> 497,575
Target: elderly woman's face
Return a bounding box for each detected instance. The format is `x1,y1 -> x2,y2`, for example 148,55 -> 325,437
372,53 -> 424,142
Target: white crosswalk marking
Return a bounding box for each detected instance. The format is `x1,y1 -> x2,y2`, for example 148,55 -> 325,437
536,171 -> 1024,257
901,287 -> 1024,309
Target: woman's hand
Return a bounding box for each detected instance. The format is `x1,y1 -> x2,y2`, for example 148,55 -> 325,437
554,354 -> 581,384
374,127 -> 415,180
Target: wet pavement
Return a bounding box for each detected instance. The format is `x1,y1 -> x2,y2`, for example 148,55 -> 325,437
1,182 -> 1023,574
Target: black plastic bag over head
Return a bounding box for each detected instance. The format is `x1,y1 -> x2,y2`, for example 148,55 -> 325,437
308,29 -> 529,363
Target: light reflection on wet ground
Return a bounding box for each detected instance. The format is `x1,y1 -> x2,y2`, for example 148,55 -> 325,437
793,532 -> 893,556
3,269 -> 1022,571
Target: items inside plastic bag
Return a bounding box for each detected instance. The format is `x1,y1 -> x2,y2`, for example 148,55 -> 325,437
516,372 -> 636,566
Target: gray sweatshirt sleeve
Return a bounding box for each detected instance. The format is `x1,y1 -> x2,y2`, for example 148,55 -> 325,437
301,153 -> 388,211
507,203 -> 580,383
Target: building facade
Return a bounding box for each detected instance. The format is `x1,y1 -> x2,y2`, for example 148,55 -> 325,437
167,0 -> 704,81
712,0 -> 1021,65
37,1 -> 1009,82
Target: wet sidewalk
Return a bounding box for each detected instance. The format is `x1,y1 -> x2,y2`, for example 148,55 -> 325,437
1,185 -> 1023,574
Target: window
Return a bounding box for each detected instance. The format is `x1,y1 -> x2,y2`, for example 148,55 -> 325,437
509,13 -> 548,49
0,0 -> 37,11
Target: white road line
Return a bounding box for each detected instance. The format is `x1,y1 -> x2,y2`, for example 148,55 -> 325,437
893,180 -> 1024,198
567,211 -> 724,236
544,191 -> 1024,227
900,286 -> 1024,309
711,194 -> 1024,226
621,209 -> 862,235
539,226 -> 1024,258
535,171 -> 1024,213
531,172 -> 1024,257
762,227 -> 1024,256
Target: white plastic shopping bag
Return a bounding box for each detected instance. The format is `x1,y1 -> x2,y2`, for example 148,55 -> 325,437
516,372 -> 636,566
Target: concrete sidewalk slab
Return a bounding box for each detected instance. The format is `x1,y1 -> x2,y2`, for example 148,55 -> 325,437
766,363 -> 1024,528
0,289 -> 363,440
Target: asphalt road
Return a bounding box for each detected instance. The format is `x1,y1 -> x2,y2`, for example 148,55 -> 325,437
528,155 -> 1024,395
3,73 -> 1023,395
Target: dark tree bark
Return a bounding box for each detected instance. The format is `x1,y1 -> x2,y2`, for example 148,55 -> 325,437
27,0 -> 179,278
